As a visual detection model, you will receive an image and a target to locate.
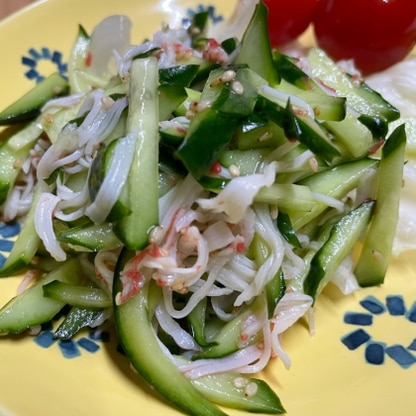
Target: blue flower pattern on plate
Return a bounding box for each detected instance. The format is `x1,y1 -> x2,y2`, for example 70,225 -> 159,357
34,321 -> 111,359
0,221 -> 20,268
341,295 -> 416,369
22,48 -> 67,82
183,4 -> 223,26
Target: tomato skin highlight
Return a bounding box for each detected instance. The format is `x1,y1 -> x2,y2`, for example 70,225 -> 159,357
263,0 -> 320,47
312,0 -> 416,74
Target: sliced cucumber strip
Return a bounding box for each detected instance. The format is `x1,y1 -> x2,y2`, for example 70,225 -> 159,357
57,221 -> 121,251
43,280 -> 112,309
303,200 -> 375,300
354,124 -> 406,286
0,187 -> 41,277
113,250 -> 227,416
0,125 -> 40,204
68,24 -> 91,93
324,113 -> 374,159
307,48 -> 400,128
277,79 -> 346,122
194,298 -> 264,360
0,258 -> 84,333
290,158 -> 378,230
54,306 -> 104,340
234,0 -> 278,86
159,64 -> 200,86
114,57 -> 160,250
0,73 -> 69,125
192,372 -> 285,414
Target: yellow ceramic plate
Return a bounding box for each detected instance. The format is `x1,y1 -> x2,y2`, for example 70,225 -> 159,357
0,1 -> 416,415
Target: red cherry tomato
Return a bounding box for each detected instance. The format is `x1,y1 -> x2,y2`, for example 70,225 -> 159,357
263,0 -> 320,47
312,0 -> 416,74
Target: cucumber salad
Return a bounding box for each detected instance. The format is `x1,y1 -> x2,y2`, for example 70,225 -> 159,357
0,0 -> 413,414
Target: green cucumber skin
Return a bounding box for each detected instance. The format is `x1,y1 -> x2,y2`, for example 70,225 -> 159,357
113,251 -> 227,416
191,373 -> 285,414
354,124 -> 406,287
303,200 -> 375,300
277,79 -> 346,122
324,113 -> 374,159
290,158 -> 378,230
114,292 -> 226,416
115,57 -> 160,250
307,47 -> 400,124
251,233 -> 286,319
280,101 -> 341,163
265,271 -> 286,319
192,313 -> 244,360
54,306 -> 103,340
277,211 -> 302,249
176,65 -> 262,180
0,187 -> 42,277
159,64 -> 200,87
0,138 -> 34,204
68,24 -> 91,93
42,280 -> 112,309
257,94 -> 341,164
272,51 -> 313,87
0,73 -> 69,125
234,0 -> 278,86
0,258 -> 84,333
193,296 -> 264,360
187,298 -> 215,348
176,108 -> 240,179
57,222 -> 121,251
158,84 -> 188,121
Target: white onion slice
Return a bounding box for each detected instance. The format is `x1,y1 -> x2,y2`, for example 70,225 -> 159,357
88,15 -> 132,77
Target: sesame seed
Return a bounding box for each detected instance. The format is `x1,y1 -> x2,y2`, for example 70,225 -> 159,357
196,100 -> 211,112
270,205 -> 278,220
185,109 -> 195,119
308,157 -> 319,172
220,70 -> 237,82
372,250 -> 384,262
13,159 -> 23,169
257,131 -> 272,142
43,113 -> 54,124
53,85 -> 63,95
189,100 -> 199,111
229,164 -> 240,177
231,80 -> 244,95
101,96 -> 115,109
209,77 -> 221,87
115,292 -> 122,306
148,226 -> 164,245
244,382 -> 258,397
210,69 -> 237,87
233,377 -> 249,388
